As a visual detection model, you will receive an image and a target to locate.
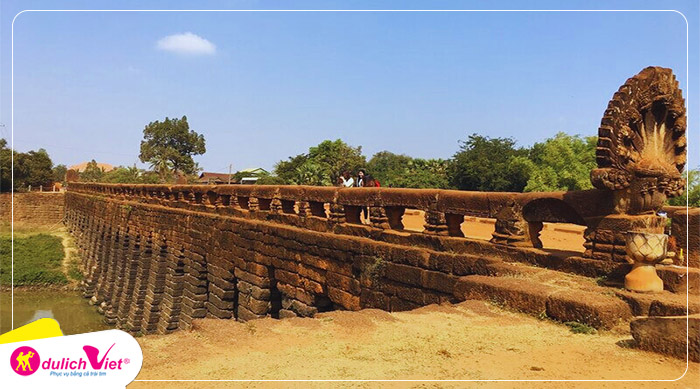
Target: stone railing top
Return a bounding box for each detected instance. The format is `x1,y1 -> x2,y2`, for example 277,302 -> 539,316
68,182 -> 614,225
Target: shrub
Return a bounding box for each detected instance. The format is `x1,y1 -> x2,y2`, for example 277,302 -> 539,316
564,321 -> 597,335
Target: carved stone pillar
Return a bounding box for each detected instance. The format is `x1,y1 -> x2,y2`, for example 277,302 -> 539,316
423,200 -> 448,235
270,196 -> 283,215
297,201 -> 312,218
248,197 -> 260,212
370,207 -> 390,229
490,201 -> 532,247
329,203 -> 345,223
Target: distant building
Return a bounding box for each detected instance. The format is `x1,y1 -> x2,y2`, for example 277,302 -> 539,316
239,167 -> 268,176
238,168 -> 269,185
198,168 -> 269,185
68,161 -> 115,173
198,172 -> 232,184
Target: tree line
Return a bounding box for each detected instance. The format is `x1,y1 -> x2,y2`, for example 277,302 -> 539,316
0,138 -> 64,192
264,133 -> 698,205
0,116 -> 205,190
270,133 -> 599,192
1,115 -> 697,207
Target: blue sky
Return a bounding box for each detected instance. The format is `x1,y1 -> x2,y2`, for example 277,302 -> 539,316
0,1 -> 698,174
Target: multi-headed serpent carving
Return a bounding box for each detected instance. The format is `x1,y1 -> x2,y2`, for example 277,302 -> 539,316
591,67 -> 687,214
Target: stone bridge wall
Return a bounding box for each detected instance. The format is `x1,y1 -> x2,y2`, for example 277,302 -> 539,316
0,192 -> 65,226
65,183 -> 697,335
66,188 -> 455,333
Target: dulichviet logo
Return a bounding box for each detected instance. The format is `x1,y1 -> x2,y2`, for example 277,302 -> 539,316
10,345 -> 40,376
2,329 -> 143,388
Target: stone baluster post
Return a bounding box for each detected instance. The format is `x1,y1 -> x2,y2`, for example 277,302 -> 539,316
423,199 -> 448,235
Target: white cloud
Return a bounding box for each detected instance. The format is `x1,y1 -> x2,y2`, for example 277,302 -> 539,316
156,32 -> 216,55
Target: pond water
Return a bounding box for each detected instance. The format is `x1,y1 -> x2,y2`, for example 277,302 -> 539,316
0,289 -> 111,336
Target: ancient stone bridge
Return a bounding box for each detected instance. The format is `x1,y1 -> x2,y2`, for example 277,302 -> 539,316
63,67 -> 698,360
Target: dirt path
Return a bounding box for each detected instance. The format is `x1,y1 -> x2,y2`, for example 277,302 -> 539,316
131,301 -> 698,388
52,227 -> 76,275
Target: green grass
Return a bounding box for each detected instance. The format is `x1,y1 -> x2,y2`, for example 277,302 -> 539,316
564,321 -> 597,335
0,233 -> 68,286
67,258 -> 84,281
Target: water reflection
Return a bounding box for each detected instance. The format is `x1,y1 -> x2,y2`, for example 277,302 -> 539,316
0,289 -> 111,335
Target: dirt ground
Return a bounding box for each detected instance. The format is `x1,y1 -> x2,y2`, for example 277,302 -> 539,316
132,301 -> 699,388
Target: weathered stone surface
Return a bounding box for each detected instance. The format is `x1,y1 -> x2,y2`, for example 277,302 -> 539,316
278,309 -> 297,319
0,192 -> 65,225
545,290 -> 632,330
671,208 -> 700,268
630,314 -> 700,362
591,67 -> 686,214
454,275 -> 553,315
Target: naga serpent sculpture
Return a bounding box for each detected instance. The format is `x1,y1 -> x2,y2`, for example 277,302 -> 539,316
591,66 -> 687,214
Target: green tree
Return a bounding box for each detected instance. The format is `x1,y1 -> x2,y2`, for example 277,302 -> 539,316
0,139 -> 11,192
368,152 -> 451,188
668,168 -> 700,207
273,140 -> 366,186
274,154 -> 308,184
52,164 -> 67,184
0,140 -> 68,191
449,134 -> 530,192
367,151 -> 413,186
80,160 -> 105,182
395,158 -> 451,189
255,174 -> 286,185
296,161 -> 330,186
101,165 -> 160,184
307,139 -> 366,184
522,133 -> 596,192
139,116 -> 206,181
13,148 -> 54,190
102,166 -> 139,183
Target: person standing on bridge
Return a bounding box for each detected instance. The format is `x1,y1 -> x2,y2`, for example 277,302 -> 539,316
338,171 -> 354,187
355,169 -> 366,188
359,173 -> 380,224
363,174 -> 380,188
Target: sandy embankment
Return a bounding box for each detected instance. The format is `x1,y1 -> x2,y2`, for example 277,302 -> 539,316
132,301 -> 698,387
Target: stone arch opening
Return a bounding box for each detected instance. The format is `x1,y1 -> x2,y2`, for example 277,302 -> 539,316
522,198 -> 587,251
522,198 -> 586,225
268,266 -> 282,319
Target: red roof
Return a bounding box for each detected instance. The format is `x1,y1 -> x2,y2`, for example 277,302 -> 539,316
198,172 -> 231,183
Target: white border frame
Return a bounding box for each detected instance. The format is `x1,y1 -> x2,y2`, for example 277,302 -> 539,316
7,8 -> 693,383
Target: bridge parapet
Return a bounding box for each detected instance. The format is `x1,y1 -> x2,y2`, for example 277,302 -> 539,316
69,182 -> 616,250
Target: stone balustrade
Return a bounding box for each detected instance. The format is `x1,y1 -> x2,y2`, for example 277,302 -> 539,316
68,183 -> 615,249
